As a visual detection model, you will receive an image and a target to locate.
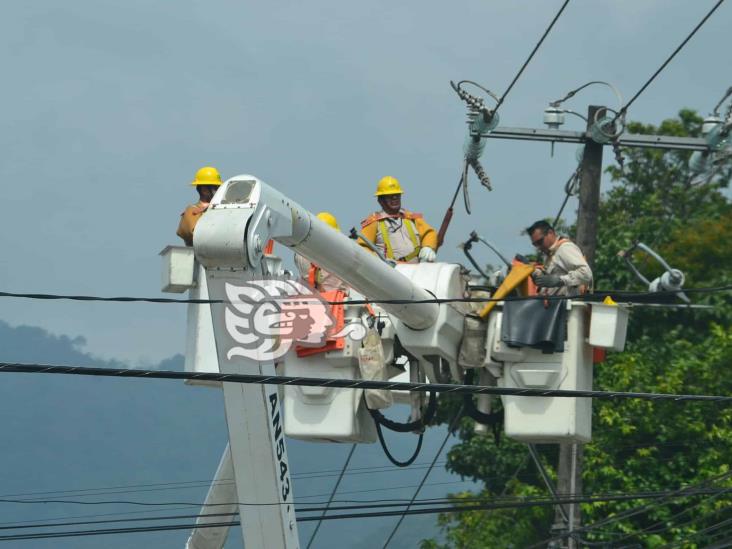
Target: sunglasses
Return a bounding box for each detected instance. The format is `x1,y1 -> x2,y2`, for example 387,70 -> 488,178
531,233 -> 547,247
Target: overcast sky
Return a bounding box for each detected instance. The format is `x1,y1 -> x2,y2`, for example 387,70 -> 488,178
1,0 -> 729,364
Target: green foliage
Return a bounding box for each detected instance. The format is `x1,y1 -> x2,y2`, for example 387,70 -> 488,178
585,324 -> 732,545
420,487 -> 552,549
596,109 -> 731,292
423,110 -> 732,548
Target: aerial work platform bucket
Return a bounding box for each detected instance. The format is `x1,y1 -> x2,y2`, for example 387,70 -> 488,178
488,302 -> 595,443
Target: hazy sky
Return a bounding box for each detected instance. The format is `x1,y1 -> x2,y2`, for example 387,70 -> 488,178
1,0 -> 729,364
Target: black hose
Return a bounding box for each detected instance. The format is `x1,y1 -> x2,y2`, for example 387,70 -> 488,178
462,370 -> 504,444
367,391 -> 438,433
366,387 -> 437,467
374,422 -> 424,468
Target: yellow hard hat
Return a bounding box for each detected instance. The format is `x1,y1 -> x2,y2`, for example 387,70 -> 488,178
316,211 -> 340,231
191,166 -> 223,186
375,176 -> 403,196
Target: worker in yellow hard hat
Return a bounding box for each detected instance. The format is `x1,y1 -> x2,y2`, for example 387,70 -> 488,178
295,212 -> 349,292
176,166 -> 223,247
358,176 -> 438,263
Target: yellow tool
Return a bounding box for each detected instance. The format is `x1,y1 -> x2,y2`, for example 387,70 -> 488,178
479,262 -> 536,319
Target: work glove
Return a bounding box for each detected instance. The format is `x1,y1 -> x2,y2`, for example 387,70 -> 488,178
418,247 -> 437,262
533,272 -> 564,288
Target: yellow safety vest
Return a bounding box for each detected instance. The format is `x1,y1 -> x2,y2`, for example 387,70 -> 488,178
377,218 -> 420,262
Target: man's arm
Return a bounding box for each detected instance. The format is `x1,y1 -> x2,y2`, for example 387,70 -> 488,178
554,242 -> 593,288
176,206 -> 197,247
414,218 -> 438,251
357,219 -> 379,253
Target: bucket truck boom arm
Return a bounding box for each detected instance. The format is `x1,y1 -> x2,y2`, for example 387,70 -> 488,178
187,175 -> 465,549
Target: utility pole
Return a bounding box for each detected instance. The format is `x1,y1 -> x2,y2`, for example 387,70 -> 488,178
481,110 -> 707,549
575,105 -> 605,267
554,105 -> 605,548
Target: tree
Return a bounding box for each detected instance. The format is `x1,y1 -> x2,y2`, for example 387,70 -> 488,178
422,110 -> 732,548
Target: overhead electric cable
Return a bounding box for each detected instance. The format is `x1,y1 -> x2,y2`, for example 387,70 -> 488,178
297,479 -> 475,501
305,443 -> 357,549
530,471 -> 732,548
382,406 -> 464,548
617,0 -> 726,120
5,488 -> 720,514
1,285 -> 730,307
492,0 -> 571,117
0,520 -> 240,542
641,495 -> 732,546
0,490 -> 727,531
0,461 -> 458,502
1,489 -> 729,543
0,286 -> 728,306
0,511 -> 238,532
4,361 -> 732,404
5,437 -> 710,504
609,483 -> 732,545
660,515 -> 732,549
0,461 -> 464,506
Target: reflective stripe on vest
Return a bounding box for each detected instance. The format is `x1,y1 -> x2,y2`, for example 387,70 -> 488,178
377,218 -> 420,261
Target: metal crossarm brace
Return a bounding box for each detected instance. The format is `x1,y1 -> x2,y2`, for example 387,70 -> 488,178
483,126 -> 708,151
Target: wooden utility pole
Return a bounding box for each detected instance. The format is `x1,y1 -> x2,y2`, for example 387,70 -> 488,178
480,112 -> 706,549
555,105 -> 605,548
575,105 -> 605,267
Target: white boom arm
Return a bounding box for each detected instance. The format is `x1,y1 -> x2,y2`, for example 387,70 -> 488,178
189,175 -> 455,549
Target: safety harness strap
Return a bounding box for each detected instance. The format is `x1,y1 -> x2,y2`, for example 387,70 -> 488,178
547,238 -> 591,294
377,221 -> 395,259
402,219 -> 421,261
378,219 -> 421,262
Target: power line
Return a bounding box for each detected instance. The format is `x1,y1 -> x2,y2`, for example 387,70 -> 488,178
1,489 -> 726,532
291,479 -> 474,502
0,479 -> 481,529
661,515 -> 732,549
492,0 -> 571,116
3,361 -> 732,404
305,443 -> 356,549
3,436 -> 714,506
617,0 -> 726,119
607,483 -> 732,545
383,407 -> 464,548
637,490 -> 732,547
0,489 -> 728,543
0,520 -> 240,543
0,461 -> 453,502
530,471 -> 732,547
0,491 -> 471,511
2,285 -> 729,306
0,511 -> 238,532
